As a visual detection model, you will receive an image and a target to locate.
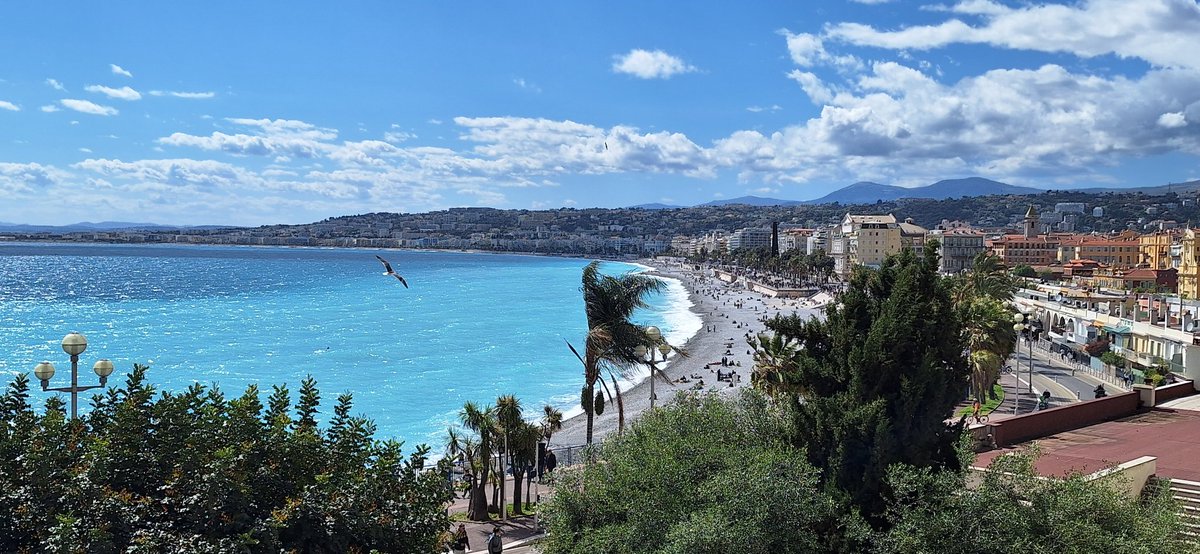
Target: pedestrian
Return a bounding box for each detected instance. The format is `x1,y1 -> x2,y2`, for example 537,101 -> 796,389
487,526 -> 504,554
450,524 -> 470,554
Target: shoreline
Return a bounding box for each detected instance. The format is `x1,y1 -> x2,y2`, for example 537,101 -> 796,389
548,259 -> 825,448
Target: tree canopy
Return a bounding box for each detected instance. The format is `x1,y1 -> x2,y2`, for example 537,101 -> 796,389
763,243 -> 970,517
0,366 -> 451,553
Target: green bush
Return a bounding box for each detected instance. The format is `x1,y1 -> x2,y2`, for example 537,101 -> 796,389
0,365 -> 452,553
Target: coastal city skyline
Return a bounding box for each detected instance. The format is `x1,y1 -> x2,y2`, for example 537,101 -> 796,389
3,0 -> 1199,227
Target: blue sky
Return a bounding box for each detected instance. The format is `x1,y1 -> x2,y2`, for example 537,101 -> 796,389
2,1 -> 1199,226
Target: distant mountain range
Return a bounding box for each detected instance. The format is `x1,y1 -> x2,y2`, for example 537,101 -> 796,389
640,177 -> 1200,208
803,177 -> 1043,205
0,221 -> 222,233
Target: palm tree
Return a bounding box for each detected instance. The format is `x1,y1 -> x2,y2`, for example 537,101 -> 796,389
456,401 -> 496,521
956,252 -> 1016,303
577,261 -> 664,444
748,332 -> 801,397
509,421 -> 541,514
494,394 -> 522,518
540,404 -> 563,443
963,296 -> 1018,401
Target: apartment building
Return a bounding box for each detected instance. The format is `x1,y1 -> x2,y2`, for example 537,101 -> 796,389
832,213 -> 902,277
934,229 -> 986,274
1058,234 -> 1141,268
1141,229 -> 1181,270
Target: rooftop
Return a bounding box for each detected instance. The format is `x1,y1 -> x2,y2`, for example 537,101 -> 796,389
975,408 -> 1200,482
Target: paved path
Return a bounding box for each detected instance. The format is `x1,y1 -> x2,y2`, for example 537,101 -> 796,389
961,339 -> 1130,423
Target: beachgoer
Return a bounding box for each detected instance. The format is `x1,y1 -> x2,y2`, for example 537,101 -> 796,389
487,526 -> 503,554
451,524 -> 470,554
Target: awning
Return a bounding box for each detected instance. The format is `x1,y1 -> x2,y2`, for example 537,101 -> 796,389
1102,325 -> 1132,334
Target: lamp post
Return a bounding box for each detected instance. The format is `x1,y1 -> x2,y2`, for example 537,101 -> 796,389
1012,313 -> 1035,414
635,326 -> 674,411
33,332 -> 114,420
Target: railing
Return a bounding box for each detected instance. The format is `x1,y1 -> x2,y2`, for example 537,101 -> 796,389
545,443 -> 595,470
1031,337 -> 1128,390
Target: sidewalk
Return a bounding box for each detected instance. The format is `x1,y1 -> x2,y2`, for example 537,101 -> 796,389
447,476 -> 551,553
457,517 -> 543,554
957,340 -> 1131,426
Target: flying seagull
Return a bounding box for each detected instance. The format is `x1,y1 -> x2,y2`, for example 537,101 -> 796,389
375,255 -> 409,288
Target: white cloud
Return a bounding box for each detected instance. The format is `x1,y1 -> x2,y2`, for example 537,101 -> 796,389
60,99 -> 119,116
74,158 -> 249,188
0,162 -> 69,194
45,78 -> 65,91
715,60 -> 1200,185
85,85 -> 142,101
787,70 -> 834,104
79,148 -> 93,153
827,0 -> 1200,70
612,49 -> 697,79
149,90 -> 216,99
384,129 -> 415,143
850,0 -> 892,3
110,64 -> 133,78
40,105 -> 61,113
160,118 -> 337,158
1158,112 -> 1188,128
513,78 -> 542,93
781,31 -> 863,71
0,101 -> 18,111
746,104 -> 783,113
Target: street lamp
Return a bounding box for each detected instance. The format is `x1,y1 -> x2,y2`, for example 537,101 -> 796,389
33,332 -> 114,420
1012,313 -> 1035,414
634,326 -> 674,411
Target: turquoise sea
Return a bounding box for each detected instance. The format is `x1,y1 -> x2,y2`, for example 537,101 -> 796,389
0,243 -> 701,447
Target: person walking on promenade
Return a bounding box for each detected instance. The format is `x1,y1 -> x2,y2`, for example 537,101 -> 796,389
450,524 -> 470,554
487,526 -> 504,554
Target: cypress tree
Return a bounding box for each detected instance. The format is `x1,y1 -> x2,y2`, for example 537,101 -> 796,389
768,241 -> 968,518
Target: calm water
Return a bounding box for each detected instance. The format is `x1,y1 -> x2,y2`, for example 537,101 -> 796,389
0,243 -> 700,447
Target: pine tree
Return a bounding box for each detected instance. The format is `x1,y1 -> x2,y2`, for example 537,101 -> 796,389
767,243 -> 969,518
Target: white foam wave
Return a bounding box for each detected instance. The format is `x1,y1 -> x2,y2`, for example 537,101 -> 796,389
557,272 -> 703,421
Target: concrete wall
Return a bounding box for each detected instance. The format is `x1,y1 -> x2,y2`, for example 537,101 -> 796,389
991,392 -> 1140,447
1155,379 -> 1197,403
1084,456 -> 1158,500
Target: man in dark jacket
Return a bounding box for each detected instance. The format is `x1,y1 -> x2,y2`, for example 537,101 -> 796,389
487,526 -> 503,553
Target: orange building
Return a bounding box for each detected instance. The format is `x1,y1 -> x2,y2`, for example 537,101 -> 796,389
1058,234 -> 1141,268
987,204 -> 1063,266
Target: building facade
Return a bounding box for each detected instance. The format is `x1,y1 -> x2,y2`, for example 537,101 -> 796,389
935,229 -> 986,274
832,213 -> 902,277
1140,230 -> 1179,270
1177,229 -> 1200,298
727,227 -> 773,250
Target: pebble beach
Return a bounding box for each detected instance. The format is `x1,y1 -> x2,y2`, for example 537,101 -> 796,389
548,260 -> 828,449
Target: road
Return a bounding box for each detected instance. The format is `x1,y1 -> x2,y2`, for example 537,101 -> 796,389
998,338 -> 1128,416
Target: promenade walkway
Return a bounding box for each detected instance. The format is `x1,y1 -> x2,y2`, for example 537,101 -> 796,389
959,338 -> 1129,424
446,474 -> 551,553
